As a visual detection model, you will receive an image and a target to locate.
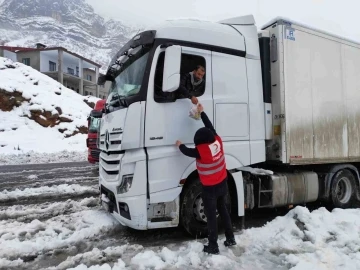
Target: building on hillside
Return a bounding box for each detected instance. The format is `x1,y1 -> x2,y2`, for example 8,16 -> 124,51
0,45 -> 110,99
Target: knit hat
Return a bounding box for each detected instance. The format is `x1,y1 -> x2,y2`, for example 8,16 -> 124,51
194,127 -> 215,146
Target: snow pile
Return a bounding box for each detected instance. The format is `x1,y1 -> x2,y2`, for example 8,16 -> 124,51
236,206 -> 360,269
6,206 -> 355,270
239,167 -> 274,175
0,57 -> 100,161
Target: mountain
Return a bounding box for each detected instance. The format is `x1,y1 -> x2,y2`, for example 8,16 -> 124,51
0,0 -> 138,73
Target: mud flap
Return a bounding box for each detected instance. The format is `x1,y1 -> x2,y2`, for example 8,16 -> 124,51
232,171 -> 244,217
102,200 -> 110,212
101,193 -> 113,213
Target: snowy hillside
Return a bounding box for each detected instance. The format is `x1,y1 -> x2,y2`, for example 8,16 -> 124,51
0,57 -> 100,164
0,0 -> 138,73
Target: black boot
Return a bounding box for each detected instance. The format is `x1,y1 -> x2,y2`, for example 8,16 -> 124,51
203,245 -> 219,255
224,238 -> 236,247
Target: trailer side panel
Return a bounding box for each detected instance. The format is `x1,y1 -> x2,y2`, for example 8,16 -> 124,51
283,23 -> 360,164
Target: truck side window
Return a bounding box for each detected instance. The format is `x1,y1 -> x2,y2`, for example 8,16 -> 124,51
154,52 -> 206,103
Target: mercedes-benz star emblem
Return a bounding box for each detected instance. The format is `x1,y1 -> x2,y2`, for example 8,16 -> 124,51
105,129 -> 110,150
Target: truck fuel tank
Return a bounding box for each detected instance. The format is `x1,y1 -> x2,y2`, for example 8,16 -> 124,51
258,172 -> 319,208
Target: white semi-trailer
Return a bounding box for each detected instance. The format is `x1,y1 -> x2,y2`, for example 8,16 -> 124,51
95,15 -> 360,237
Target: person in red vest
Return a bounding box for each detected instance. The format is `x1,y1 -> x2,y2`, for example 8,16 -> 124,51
175,103 -> 236,255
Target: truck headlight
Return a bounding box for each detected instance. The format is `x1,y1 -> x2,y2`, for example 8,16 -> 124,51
117,174 -> 133,194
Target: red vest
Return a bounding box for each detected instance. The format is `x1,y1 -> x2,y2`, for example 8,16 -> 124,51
195,135 -> 227,186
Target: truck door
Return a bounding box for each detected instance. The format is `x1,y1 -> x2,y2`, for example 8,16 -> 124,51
211,51 -> 251,165
145,45 -> 213,195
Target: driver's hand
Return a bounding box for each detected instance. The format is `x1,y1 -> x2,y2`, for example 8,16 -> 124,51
191,96 -> 198,105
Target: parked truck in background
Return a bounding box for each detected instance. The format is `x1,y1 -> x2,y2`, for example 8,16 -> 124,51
86,99 -> 106,164
95,15 -> 360,237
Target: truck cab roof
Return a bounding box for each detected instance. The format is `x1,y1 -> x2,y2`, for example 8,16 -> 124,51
147,15 -> 262,59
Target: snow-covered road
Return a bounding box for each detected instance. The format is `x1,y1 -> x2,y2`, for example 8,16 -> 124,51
1,163 -> 360,270
0,162 -> 235,269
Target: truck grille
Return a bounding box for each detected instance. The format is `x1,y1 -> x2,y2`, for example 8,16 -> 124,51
99,130 -> 123,181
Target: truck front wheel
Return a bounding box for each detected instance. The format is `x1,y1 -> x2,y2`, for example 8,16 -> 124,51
331,169 -> 356,208
180,178 -> 231,238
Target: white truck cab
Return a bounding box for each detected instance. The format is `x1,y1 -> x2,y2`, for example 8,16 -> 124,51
96,15 -> 360,237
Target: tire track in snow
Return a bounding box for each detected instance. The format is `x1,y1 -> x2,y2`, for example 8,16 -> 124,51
0,197 -> 100,222
42,245 -> 138,270
0,165 -> 97,180
1,245 -> 144,270
0,162 -> 91,174
0,184 -> 100,206
0,165 -> 98,190
0,176 -> 98,192
0,165 -> 96,176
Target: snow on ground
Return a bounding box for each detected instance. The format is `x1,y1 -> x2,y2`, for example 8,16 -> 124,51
0,184 -> 98,203
0,150 -> 88,165
0,57 -> 100,164
0,209 -> 119,260
0,197 -> 99,222
1,170 -> 360,270
61,207 -> 360,270
1,199 -> 360,269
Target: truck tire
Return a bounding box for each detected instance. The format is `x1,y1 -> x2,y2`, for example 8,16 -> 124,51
180,178 -> 231,238
331,169 -> 356,208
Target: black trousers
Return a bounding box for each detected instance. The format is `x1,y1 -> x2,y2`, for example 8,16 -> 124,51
202,178 -> 234,248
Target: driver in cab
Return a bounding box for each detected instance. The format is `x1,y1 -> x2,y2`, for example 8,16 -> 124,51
177,65 -> 205,104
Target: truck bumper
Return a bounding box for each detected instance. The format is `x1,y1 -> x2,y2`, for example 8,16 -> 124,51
99,150 -> 178,230
100,184 -> 148,230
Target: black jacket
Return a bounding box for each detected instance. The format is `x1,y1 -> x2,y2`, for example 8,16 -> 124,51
177,73 -> 205,99
179,111 -> 217,159
155,73 -> 205,102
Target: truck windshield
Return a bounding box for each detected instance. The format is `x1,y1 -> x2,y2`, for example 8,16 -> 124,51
89,117 -> 101,133
109,48 -> 150,98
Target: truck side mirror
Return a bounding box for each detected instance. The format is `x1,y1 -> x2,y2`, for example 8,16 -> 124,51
97,74 -> 107,86
90,109 -> 102,118
162,45 -> 182,92
97,74 -> 113,86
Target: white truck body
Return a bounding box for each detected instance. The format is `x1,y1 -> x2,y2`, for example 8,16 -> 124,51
97,15 -> 360,235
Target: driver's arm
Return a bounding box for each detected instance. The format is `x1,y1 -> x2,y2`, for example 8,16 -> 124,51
178,74 -> 198,104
